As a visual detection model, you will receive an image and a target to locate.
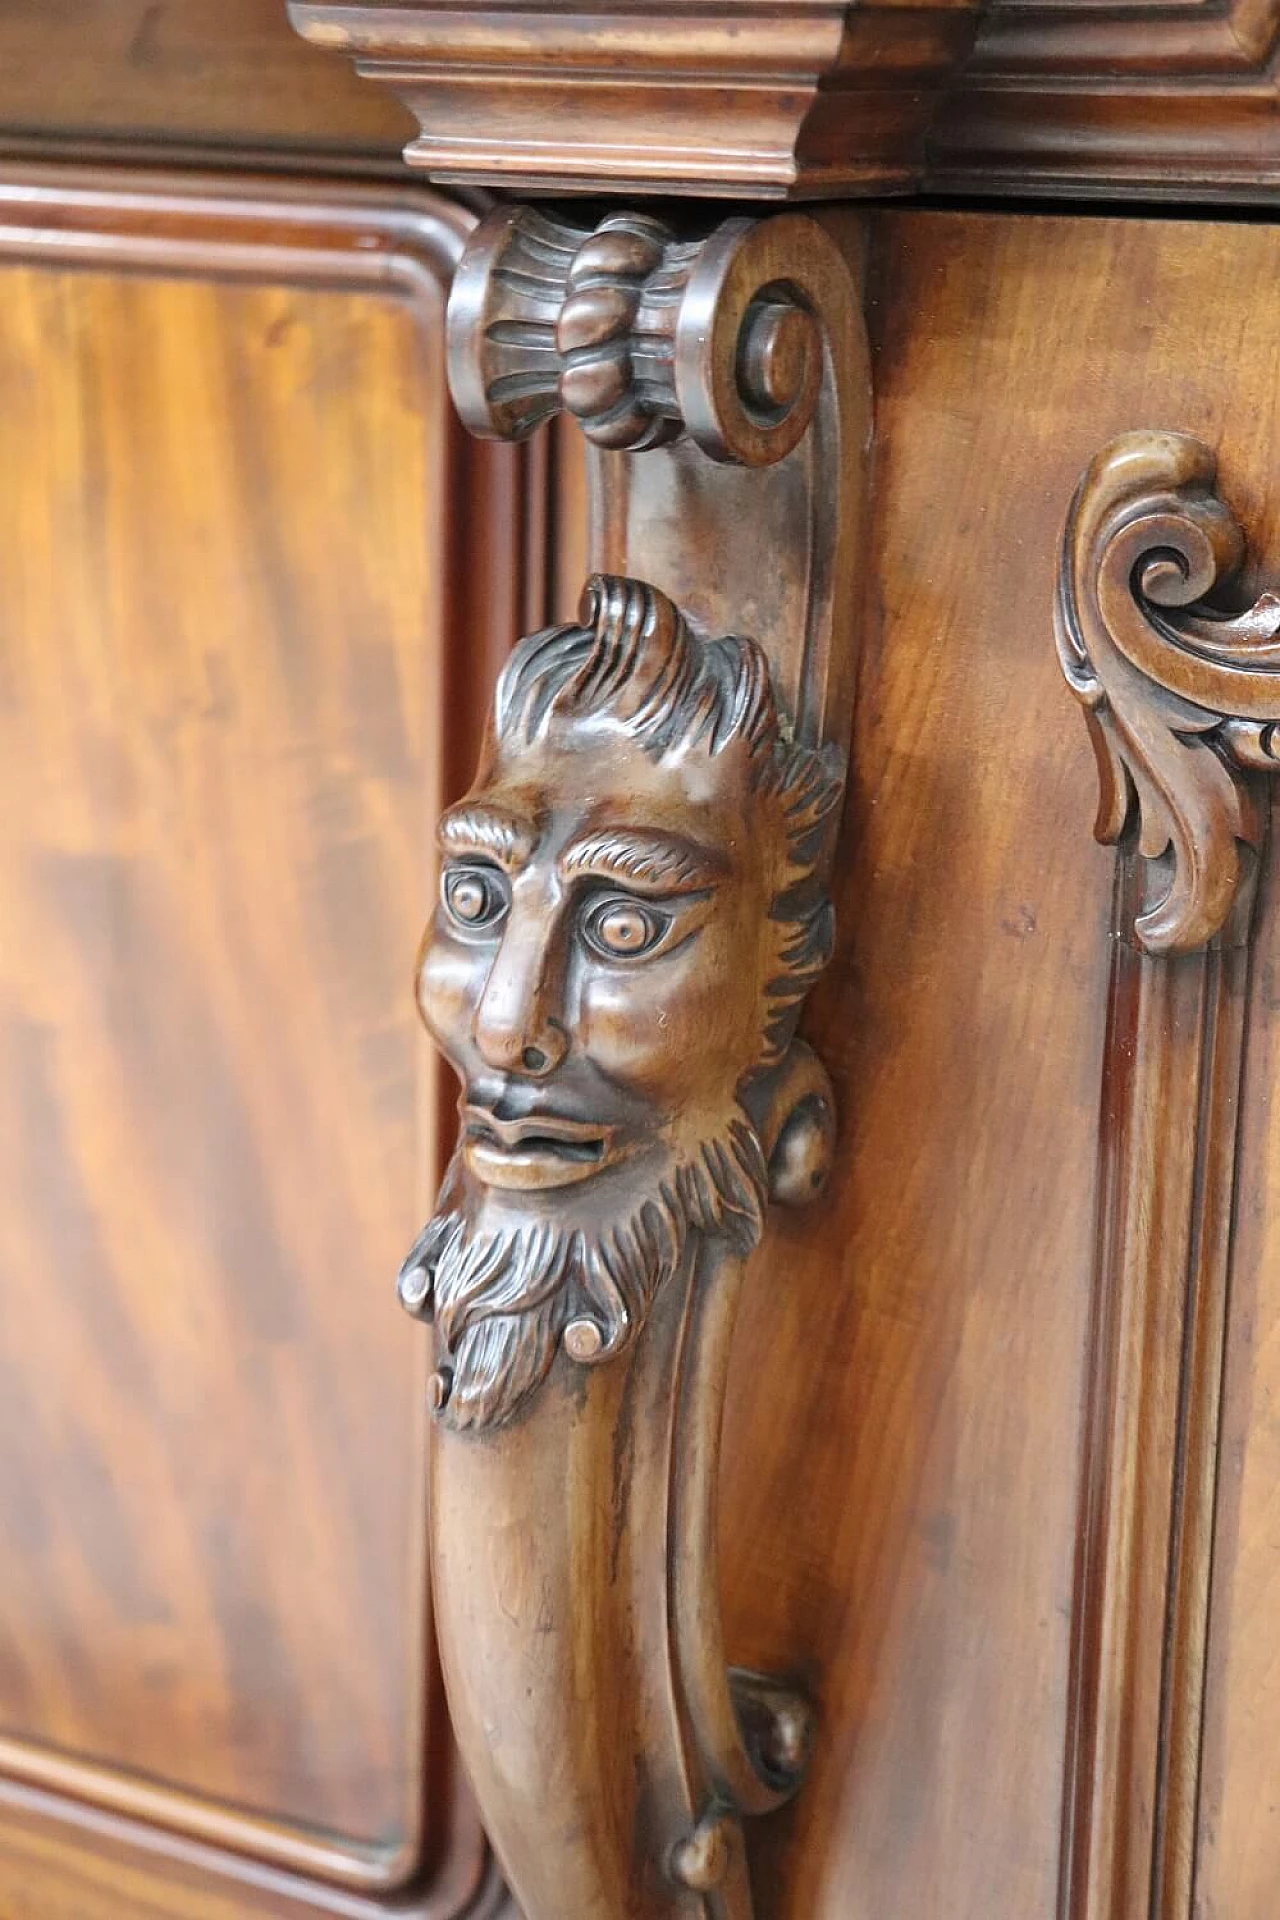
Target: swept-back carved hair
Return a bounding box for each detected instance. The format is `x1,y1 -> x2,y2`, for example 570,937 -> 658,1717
494,574 -> 842,1060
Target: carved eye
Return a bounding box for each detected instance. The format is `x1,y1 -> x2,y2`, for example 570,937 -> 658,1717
580,895 -> 670,960
442,865 -> 508,931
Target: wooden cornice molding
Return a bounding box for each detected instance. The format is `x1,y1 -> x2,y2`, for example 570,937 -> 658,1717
286,0 -> 1280,202
933,0 -> 1280,198
285,1 -> 988,199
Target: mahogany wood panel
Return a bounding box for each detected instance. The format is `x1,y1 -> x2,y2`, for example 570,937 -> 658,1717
0,0 -> 413,168
0,168 -> 534,1918
708,207 -> 1280,1920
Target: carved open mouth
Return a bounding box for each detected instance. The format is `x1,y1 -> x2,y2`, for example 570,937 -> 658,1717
467,1123 -> 606,1165
461,1109 -> 615,1191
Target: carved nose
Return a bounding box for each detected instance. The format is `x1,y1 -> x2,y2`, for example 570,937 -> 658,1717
475,1016 -> 568,1078
473,937 -> 569,1077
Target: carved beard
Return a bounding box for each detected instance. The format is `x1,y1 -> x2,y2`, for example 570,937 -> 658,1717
400,1115 -> 768,1431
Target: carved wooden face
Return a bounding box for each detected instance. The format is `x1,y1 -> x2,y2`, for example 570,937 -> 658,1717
418,711 -> 784,1225
401,574 -> 838,1426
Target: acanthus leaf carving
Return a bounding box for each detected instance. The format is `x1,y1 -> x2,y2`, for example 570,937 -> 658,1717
1056,429 -> 1280,953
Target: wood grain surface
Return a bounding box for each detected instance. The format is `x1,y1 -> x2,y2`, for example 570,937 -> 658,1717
714,207 -> 1280,1920
0,170 -> 534,1917
3,173 -> 1280,1920
283,0 -> 1280,204
0,0 -> 414,168
409,204 -> 870,1920
1199,815 -> 1280,1918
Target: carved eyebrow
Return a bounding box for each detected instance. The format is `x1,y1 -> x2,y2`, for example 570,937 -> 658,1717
438,805 -> 538,872
558,830 -> 722,893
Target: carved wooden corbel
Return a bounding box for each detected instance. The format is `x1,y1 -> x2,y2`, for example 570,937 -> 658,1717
398,205 -> 870,1919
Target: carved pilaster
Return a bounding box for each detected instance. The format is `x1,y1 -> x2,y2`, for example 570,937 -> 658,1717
1055,431 -> 1280,1920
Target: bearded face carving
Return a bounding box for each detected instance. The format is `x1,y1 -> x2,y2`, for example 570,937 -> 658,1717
398,575 -> 842,1429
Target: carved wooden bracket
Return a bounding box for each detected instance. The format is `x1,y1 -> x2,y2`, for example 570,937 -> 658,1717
397,205 -> 870,1919
1057,430 -> 1280,954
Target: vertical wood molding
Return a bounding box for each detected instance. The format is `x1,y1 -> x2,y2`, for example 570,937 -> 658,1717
1055,432 -> 1280,1920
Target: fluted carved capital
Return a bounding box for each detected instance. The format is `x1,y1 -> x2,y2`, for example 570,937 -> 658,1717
1056,430 -> 1280,953
447,205 -> 840,466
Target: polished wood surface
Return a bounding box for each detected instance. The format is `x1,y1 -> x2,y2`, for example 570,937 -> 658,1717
401,207 -> 871,1919
933,0 -> 1280,201
712,208 -> 1280,1920
287,0 -> 985,201
1049,436 -> 1280,1918
1,21 -> 1280,1916
1202,819 -> 1280,1916
0,168 -> 533,1918
287,0 -> 1280,204
0,0 -> 413,168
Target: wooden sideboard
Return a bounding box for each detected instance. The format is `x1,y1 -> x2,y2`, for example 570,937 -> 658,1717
1,7 -> 1279,1919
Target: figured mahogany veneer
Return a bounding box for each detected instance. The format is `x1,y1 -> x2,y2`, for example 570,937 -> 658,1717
0,164 -> 540,1920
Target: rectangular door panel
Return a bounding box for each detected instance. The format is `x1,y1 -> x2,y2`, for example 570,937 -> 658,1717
0,169 -> 530,1917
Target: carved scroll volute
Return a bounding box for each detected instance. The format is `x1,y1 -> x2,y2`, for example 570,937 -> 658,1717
1056,430 -> 1280,952
402,208 -> 869,1920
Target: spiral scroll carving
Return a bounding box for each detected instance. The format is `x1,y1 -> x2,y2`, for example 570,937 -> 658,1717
1056,430 -> 1280,953
446,204 -> 827,467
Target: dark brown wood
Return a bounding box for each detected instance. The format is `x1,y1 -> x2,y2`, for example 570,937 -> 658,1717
398,204 -> 871,1919
1052,434 -> 1280,1918
9,13 -> 1280,1911
0,0 -> 414,170
933,0 -> 1280,202
285,0 -> 1280,205
712,209 -> 1280,1920
1198,816 -> 1280,1916
1056,433 -> 1280,954
285,0 -> 987,200
0,162 -> 537,1920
